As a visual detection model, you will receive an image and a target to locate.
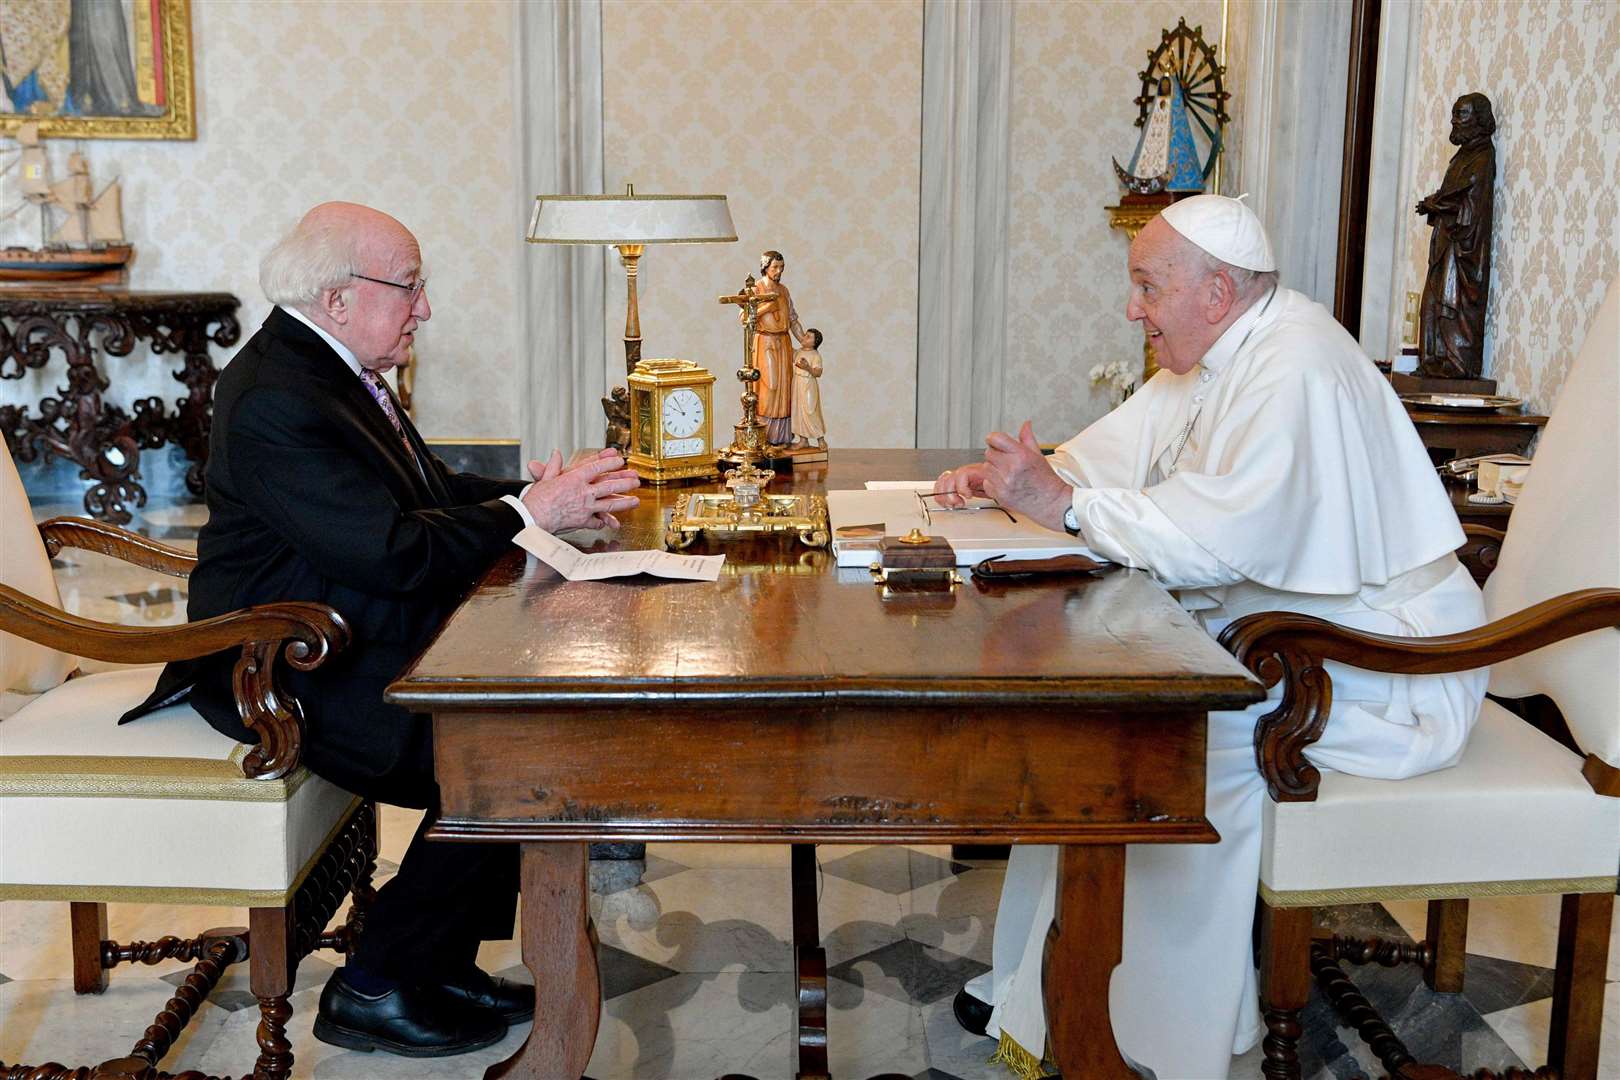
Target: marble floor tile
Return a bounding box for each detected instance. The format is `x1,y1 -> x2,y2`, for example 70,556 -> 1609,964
0,976 -> 233,1070
819,846 -> 969,896
900,864 -> 1004,966
817,868 -> 908,967
654,842 -> 792,870
1482,979 -> 1619,1077
827,938 -> 989,1008
585,970 -> 794,1079
593,867 -> 794,974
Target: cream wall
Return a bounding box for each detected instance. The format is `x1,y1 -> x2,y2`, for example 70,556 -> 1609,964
1005,0 -> 1225,441
2,0 -> 521,442
1401,0 -> 1620,415
600,0 -> 923,449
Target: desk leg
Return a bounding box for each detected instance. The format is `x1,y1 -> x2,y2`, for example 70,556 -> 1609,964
791,844 -> 829,1080
1044,844 -> 1133,1079
486,842 -> 599,1080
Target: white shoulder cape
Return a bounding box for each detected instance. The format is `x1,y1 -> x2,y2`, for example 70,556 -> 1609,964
1051,289 -> 1463,595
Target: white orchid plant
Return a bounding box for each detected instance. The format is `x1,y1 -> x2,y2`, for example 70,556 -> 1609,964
1089,359 -> 1139,408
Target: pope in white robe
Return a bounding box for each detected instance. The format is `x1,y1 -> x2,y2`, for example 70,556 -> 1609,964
934,195 -> 1487,1080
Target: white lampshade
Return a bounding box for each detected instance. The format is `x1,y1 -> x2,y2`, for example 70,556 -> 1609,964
527,191 -> 736,246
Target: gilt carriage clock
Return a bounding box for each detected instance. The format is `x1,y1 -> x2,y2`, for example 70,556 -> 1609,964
626,359 -> 720,484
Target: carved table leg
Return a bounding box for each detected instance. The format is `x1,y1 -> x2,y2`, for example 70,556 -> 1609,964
52,318 -> 145,523
791,844 -> 829,1080
172,348 -> 219,496
487,842 -> 599,1080
1044,844 -> 1133,1079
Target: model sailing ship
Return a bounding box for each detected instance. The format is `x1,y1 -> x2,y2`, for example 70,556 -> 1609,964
0,122 -> 132,286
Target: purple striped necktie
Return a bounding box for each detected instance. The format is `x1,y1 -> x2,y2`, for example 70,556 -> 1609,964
358,368 -> 416,462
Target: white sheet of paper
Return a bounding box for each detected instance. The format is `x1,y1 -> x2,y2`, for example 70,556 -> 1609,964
513,526 -> 724,582
864,480 -> 938,490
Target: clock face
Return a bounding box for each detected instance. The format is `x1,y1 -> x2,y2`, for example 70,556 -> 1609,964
662,388 -> 705,439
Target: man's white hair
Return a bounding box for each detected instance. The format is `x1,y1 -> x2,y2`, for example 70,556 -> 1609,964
1192,247 -> 1279,300
259,215 -> 364,307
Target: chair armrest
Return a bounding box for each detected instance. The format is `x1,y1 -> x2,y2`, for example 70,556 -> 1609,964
39,516 -> 197,578
1218,589 -> 1620,802
0,582 -> 349,781
1457,523 -> 1506,584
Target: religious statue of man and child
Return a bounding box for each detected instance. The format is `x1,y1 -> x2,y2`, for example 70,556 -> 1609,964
746,249 -> 827,454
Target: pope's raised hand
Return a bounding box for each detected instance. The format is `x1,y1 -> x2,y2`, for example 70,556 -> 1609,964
521,448 -> 641,533
981,421 -> 1072,532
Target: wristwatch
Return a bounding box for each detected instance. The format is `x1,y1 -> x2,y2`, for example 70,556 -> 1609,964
1062,505 -> 1082,536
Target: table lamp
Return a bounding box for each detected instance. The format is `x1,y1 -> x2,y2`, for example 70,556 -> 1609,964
526,184 -> 737,448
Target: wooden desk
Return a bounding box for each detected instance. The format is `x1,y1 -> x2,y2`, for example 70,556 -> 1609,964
388,449 -> 1265,1080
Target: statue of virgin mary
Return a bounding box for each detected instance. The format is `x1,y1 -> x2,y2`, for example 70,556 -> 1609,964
1113,66 -> 1206,195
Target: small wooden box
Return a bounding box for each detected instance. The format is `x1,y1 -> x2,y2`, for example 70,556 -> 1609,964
877,534 -> 955,569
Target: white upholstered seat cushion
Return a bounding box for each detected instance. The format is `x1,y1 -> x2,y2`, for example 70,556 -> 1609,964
1261,699 -> 1620,903
0,667 -> 359,904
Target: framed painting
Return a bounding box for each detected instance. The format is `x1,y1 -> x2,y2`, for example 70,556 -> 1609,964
0,0 -> 195,140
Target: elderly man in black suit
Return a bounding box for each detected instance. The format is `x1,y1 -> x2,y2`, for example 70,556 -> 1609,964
124,202 -> 640,1056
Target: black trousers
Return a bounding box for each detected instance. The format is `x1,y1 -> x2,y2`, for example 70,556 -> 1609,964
295,675 -> 520,984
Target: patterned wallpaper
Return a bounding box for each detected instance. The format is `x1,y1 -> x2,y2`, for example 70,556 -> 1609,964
600,0 -> 923,449
1004,0 -> 1225,442
1402,0 -> 1620,415
1,0 -> 522,442
4,0 -> 1243,455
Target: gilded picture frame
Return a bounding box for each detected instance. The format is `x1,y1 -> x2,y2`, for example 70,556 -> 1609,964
0,0 -> 196,140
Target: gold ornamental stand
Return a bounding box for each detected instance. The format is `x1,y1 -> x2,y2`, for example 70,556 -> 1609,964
660,279 -> 829,549
716,276 -> 774,467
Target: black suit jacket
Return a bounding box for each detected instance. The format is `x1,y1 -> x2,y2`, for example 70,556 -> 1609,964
125,308 -> 525,795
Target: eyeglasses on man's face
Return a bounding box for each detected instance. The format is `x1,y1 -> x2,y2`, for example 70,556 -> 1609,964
352,272 -> 427,302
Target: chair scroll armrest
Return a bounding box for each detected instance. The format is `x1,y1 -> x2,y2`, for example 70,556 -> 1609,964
1457,523 -> 1506,584
39,516 -> 197,578
1218,588 -> 1620,803
0,583 -> 349,780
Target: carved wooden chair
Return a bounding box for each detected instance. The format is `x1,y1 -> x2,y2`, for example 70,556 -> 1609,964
1223,280 -> 1620,1080
0,441 -> 377,1080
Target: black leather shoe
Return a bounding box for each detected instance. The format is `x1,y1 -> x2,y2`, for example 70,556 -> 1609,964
313,970 -> 506,1057
441,968 -> 535,1025
952,986 -> 993,1037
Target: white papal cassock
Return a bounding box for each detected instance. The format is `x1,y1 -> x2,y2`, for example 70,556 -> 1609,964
968,287 -> 1488,1080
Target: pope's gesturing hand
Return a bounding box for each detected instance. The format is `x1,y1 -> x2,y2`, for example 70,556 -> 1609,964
521,448 -> 641,533
933,422 -> 1074,531
932,462 -> 992,508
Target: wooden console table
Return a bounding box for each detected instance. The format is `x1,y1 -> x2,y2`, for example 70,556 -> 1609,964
0,290 -> 240,522
388,449 -> 1265,1080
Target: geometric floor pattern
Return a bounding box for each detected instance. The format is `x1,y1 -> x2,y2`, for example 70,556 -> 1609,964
5,834 -> 1613,1079
3,497 -> 1616,1079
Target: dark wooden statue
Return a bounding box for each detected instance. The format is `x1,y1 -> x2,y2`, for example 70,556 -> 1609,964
1415,93 -> 1496,380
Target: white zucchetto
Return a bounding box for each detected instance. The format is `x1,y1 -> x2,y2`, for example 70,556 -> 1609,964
1159,193 -> 1277,272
